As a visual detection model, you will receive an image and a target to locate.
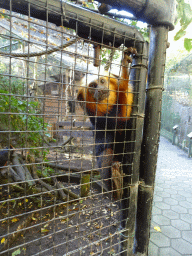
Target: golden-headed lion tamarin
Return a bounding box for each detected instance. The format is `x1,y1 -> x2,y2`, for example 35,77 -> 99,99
77,47 -> 137,200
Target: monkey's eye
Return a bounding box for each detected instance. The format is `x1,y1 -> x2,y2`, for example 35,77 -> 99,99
100,78 -> 105,84
89,82 -> 97,88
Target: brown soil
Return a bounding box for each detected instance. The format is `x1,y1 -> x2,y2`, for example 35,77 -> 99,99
0,121 -> 122,256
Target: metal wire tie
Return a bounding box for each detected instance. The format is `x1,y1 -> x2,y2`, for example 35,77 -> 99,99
146,85 -> 164,91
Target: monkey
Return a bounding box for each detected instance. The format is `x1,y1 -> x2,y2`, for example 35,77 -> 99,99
77,47 -> 137,200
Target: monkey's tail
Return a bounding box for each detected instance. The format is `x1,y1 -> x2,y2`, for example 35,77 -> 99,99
111,161 -> 123,200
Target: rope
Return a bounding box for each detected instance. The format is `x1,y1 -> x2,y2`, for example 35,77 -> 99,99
104,48 -> 115,71
0,38 -> 77,58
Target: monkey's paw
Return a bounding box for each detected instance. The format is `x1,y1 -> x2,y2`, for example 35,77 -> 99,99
123,47 -> 137,64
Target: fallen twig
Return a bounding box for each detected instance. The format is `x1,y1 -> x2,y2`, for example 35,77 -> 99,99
32,168 -> 54,192
12,153 -> 35,186
0,166 -> 22,182
60,184 -> 79,200
52,176 -> 67,201
36,160 -> 86,173
61,136 -> 74,147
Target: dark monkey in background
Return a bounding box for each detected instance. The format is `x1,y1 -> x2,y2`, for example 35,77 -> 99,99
77,47 -> 137,200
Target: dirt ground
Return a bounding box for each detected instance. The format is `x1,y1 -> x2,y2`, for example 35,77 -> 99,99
0,121 -> 123,256
0,190 -> 121,255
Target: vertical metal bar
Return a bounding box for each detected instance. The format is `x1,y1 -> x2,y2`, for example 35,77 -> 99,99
136,25 -> 169,255
7,1 -> 12,253
121,41 -> 149,255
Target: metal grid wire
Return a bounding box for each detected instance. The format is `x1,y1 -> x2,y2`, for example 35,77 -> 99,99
0,1 -> 148,255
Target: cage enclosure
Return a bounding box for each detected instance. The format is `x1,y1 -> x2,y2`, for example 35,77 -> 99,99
0,0 -> 175,255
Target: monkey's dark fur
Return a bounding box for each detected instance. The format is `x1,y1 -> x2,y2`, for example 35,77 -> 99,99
77,48 -> 136,200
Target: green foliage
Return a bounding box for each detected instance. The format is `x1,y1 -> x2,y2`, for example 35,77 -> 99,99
184,38 -> 192,51
37,167 -> 54,177
129,20 -> 149,42
115,19 -> 149,42
82,0 -> 96,10
174,0 -> 192,51
66,0 -> 96,10
0,65 -> 49,157
12,248 -> 21,256
161,91 -> 181,132
176,0 -> 192,27
100,48 -> 120,66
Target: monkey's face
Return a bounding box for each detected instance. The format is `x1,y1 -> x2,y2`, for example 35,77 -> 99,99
88,76 -> 110,102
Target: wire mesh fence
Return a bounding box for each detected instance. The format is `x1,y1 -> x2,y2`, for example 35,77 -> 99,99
0,1 -> 149,255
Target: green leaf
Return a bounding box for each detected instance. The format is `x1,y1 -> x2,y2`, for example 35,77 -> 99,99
184,38 -> 192,51
41,228 -> 49,233
180,3 -> 192,26
176,0 -> 185,21
174,29 -> 186,41
12,248 -> 21,256
0,89 -> 8,94
175,0 -> 192,44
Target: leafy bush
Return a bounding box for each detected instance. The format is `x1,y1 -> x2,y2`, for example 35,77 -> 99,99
0,67 -> 50,157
